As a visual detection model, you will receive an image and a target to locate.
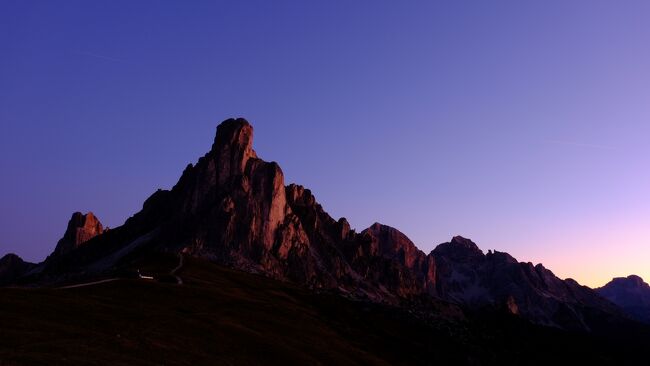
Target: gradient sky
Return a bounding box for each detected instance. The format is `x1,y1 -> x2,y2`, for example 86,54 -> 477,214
1,1 -> 649,287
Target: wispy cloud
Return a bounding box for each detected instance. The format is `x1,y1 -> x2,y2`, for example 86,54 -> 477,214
75,50 -> 125,63
544,139 -> 615,151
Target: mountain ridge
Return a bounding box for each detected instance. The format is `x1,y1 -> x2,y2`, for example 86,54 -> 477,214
0,118 -> 634,331
597,275 -> 650,324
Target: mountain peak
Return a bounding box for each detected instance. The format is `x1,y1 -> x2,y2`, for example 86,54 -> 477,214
362,222 -> 418,251
367,222 -> 387,231
211,118 -> 259,185
53,211 -> 105,256
625,275 -> 646,286
605,274 -> 648,289
0,253 -> 35,285
597,274 -> 650,324
213,118 -> 253,149
0,253 -> 21,262
432,235 -> 483,259
450,235 -> 479,249
0,253 -> 24,268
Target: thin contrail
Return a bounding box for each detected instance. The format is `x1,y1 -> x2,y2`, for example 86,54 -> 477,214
75,50 -> 125,63
544,139 -> 615,151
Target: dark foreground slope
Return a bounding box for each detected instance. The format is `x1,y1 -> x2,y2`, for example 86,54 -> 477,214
1,255 -> 649,366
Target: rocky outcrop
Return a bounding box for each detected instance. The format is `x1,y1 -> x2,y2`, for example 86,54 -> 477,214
597,275 -> 650,324
0,253 -> 35,285
52,212 -> 105,256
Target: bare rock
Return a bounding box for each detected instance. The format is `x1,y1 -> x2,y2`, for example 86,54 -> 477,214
53,212 -> 105,256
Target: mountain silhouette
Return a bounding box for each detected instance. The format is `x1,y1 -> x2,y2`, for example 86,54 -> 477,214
2,118 -> 634,332
597,275 -> 650,324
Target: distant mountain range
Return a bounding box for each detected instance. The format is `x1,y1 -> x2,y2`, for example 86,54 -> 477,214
0,118 -> 647,332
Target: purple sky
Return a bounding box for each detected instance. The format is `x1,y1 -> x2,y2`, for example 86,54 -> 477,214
1,1 -> 649,287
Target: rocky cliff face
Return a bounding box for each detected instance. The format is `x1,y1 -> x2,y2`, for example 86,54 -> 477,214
0,253 -> 35,285
7,118 -> 626,330
151,119 -> 435,302
52,212 -> 105,257
597,275 -> 650,324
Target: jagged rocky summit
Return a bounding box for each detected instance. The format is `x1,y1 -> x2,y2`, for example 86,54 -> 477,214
0,118 -> 630,330
52,212 -> 106,257
0,212 -> 105,284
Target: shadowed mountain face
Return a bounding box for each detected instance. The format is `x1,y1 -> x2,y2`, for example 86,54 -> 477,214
0,253 -> 35,285
597,275 -> 650,324
433,237 -> 622,330
2,118 -> 630,331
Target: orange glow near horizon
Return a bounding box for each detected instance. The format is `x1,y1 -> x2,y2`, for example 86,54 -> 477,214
504,220 -> 650,289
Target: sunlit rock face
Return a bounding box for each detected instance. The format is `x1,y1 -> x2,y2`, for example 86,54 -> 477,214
53,212 -> 106,256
